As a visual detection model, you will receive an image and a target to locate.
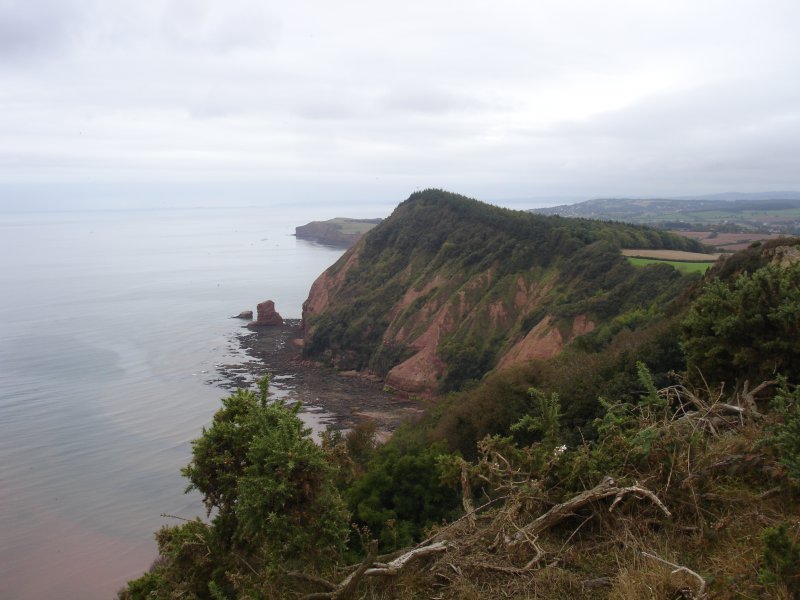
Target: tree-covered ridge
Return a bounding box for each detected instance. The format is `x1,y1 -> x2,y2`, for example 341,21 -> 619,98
303,189 -> 706,393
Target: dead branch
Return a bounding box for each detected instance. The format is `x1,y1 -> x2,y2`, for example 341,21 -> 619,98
363,541 -> 450,576
514,477 -> 670,541
475,555 -> 544,575
642,550 -> 706,599
159,513 -> 199,523
666,379 -> 776,427
301,541 -> 377,600
735,379 -> 776,418
418,495 -> 508,547
609,485 -> 671,517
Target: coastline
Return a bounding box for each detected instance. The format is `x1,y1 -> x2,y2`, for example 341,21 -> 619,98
217,319 -> 422,437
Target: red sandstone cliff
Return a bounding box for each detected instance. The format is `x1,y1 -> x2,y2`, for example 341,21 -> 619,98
301,242 -> 595,396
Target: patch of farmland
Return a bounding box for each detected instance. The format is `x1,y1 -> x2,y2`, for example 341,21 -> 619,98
621,249 -> 720,261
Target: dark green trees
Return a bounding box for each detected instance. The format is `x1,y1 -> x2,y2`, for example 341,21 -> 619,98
682,262 -> 800,385
120,377 -> 349,599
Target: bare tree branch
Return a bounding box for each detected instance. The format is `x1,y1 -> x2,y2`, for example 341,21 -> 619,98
642,550 -> 706,599
363,541 -> 450,576
514,477 -> 670,541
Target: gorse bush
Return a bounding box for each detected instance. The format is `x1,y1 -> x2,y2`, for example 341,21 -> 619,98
120,376 -> 349,599
768,377 -> 800,480
346,440 -> 460,552
682,261 -> 800,386
760,523 -> 800,596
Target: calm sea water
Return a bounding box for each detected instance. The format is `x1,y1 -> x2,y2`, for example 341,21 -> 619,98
0,206 -> 351,599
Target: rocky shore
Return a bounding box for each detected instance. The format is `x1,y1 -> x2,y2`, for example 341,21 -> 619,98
216,319 -> 421,437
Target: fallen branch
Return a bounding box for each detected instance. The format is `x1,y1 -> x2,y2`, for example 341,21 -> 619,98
363,541 -> 450,576
609,484 -> 671,517
475,559 -> 542,575
515,477 -> 670,541
642,550 -> 706,599
736,379 -> 776,419
418,495 -> 508,547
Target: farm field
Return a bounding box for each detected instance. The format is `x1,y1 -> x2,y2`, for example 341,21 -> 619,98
670,230 -> 786,251
621,248 -> 720,261
533,197 -> 800,237
627,256 -> 714,274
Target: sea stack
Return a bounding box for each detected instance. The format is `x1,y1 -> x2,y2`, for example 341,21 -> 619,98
247,300 -> 283,328
233,310 -> 254,319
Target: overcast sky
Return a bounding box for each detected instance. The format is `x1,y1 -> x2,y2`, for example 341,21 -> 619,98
1,0 -> 799,209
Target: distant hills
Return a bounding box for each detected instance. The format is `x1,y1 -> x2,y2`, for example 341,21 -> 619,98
532,193 -> 800,236
670,191 -> 800,201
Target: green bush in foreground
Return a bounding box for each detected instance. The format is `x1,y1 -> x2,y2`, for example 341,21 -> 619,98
682,262 -> 800,386
760,523 -> 800,596
120,377 -> 348,599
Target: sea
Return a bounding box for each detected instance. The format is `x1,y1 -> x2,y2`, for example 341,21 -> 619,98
0,204 -> 376,599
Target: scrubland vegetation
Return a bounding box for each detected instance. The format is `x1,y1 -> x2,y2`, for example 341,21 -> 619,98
120,194 -> 800,599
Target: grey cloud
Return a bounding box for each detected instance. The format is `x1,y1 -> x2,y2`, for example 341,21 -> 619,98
0,0 -> 84,61
293,99 -> 360,121
1,0 -> 799,203
380,86 -> 487,115
577,81 -> 800,141
160,0 -> 280,53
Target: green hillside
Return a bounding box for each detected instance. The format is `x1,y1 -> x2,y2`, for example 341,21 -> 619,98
302,190 -> 706,394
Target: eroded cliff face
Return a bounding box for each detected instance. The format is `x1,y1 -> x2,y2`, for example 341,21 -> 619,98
300,190 -> 697,396
302,243 -> 363,329
303,255 -> 595,396
301,244 -> 596,396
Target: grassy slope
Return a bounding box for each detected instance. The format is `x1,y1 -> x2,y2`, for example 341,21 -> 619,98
627,256 -> 713,274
